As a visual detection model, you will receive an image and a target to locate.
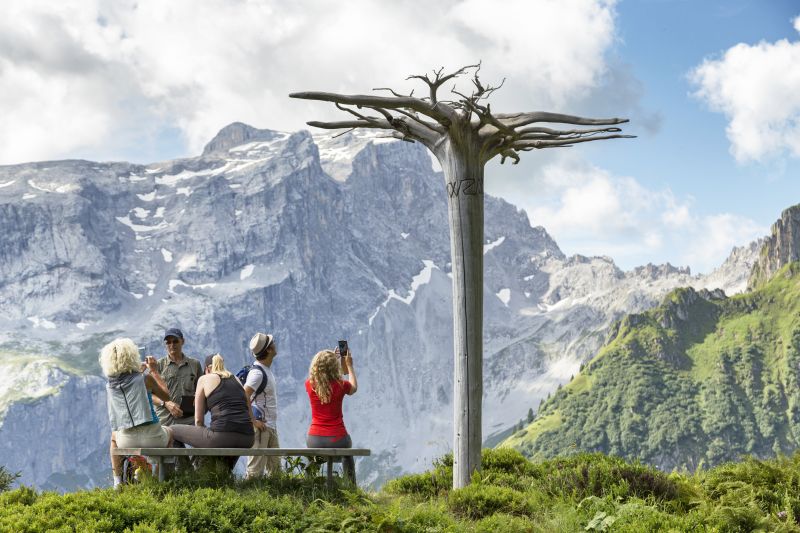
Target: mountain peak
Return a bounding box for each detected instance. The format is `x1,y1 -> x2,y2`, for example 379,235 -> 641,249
202,122 -> 280,156
748,203 -> 800,290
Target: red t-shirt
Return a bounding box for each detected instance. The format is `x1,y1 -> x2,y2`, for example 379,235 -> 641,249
306,379 -> 352,437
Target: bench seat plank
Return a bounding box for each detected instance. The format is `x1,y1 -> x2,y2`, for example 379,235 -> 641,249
114,447 -> 370,457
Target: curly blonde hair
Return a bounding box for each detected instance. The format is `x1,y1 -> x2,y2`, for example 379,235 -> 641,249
99,338 -> 141,377
308,350 -> 341,404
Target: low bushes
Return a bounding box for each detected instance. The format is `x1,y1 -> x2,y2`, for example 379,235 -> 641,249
4,449 -> 800,531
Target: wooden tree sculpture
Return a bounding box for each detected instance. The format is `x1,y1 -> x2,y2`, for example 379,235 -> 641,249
290,64 -> 633,489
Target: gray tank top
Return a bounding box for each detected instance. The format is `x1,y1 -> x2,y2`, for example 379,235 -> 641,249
207,376 -> 254,435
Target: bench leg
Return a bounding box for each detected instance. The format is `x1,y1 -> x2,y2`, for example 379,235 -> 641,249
157,458 -> 165,482
326,458 -> 333,489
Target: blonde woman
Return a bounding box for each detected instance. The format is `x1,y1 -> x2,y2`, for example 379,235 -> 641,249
305,347 -> 358,483
169,354 -> 255,468
100,337 -> 172,488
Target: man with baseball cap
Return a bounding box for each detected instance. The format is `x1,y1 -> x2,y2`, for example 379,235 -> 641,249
243,332 -> 280,478
154,327 -> 202,427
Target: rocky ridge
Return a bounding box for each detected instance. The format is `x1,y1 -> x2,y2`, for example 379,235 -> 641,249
749,203 -> 800,289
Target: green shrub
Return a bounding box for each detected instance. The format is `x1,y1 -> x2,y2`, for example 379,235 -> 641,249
474,512 -> 535,532
608,501 -> 706,532
396,503 -> 457,531
0,485 -> 37,506
383,470 -> 450,499
448,484 -> 532,519
528,453 -> 682,504
384,455 -> 452,498
706,503 -> 771,532
481,448 -> 531,475
0,465 -> 20,493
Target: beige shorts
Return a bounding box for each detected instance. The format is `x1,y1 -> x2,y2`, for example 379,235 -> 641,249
116,422 -> 170,448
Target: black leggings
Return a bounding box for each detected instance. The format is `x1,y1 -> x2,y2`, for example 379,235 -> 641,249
307,433 -> 355,484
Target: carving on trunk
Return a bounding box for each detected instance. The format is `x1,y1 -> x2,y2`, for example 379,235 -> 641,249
290,63 -> 633,488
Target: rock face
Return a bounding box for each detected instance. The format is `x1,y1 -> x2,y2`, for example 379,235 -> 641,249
201,122 -> 280,156
749,203 -> 800,289
0,356 -> 108,491
0,124 -> 758,490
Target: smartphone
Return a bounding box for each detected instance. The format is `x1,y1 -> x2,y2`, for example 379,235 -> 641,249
338,339 -> 348,356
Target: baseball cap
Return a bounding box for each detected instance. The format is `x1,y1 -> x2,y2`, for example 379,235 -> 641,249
164,327 -> 184,340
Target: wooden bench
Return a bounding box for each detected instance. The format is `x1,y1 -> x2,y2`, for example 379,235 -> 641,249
114,447 -> 371,487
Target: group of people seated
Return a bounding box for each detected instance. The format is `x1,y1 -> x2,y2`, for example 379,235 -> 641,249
98,327 -> 358,487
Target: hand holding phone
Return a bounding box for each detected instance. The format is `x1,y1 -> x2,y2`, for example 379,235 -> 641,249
337,339 -> 349,356
145,356 -> 158,374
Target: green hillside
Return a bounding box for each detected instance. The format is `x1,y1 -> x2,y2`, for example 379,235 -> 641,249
500,263 -> 800,472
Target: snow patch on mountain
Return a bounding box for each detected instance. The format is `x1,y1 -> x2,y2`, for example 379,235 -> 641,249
27,316 -> 56,329
485,236 -> 505,254
240,264 -> 255,280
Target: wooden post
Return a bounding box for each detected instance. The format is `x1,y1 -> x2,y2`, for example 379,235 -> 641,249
436,134 -> 484,489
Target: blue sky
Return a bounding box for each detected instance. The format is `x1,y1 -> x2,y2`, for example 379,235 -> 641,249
1,0 -> 798,274
606,0 -> 800,223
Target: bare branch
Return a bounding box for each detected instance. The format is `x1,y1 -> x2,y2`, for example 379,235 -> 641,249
392,107 -> 447,134
407,63 -> 481,104
290,91 -> 456,126
452,90 -> 515,136
335,102 -> 379,124
373,87 -> 415,98
499,149 -> 520,165
495,111 -> 629,129
512,134 -> 636,150
332,128 -> 356,139
468,71 -> 505,102
366,105 -> 395,123
516,126 -> 622,136
307,120 -> 393,130
292,91 -> 438,119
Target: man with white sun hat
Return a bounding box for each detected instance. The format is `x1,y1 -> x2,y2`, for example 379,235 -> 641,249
243,332 -> 280,478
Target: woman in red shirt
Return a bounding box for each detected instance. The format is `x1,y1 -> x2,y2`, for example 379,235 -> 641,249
305,347 -> 358,483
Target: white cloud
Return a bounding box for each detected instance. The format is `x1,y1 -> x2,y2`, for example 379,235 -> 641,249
680,213 -> 764,273
512,153 -> 765,274
690,15 -> 800,163
0,0 -> 620,164
527,156 -> 661,242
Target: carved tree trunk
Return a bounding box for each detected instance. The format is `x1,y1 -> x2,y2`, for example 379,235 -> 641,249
290,64 -> 632,490
435,133 -> 484,489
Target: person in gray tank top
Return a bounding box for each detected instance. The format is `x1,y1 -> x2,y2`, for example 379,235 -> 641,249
100,337 -> 173,488
170,354 -> 256,470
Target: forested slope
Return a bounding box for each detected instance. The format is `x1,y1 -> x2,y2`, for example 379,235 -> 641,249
502,263 -> 800,471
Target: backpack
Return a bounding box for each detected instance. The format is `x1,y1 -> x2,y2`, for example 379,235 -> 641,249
236,364 -> 268,397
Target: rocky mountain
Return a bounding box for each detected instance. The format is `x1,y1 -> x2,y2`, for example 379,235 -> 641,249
0,123 -> 757,490
501,210 -> 800,471
749,204 -> 800,289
